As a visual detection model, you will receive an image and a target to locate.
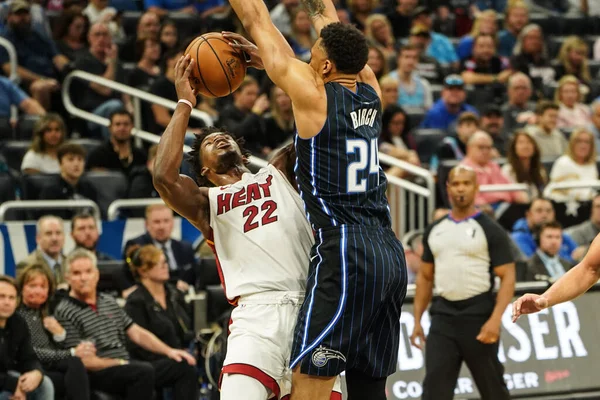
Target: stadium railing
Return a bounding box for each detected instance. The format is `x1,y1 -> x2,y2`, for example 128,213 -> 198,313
107,198 -> 165,220
0,199 -> 101,222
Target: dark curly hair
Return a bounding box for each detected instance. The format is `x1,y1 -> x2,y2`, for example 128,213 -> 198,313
320,22 -> 369,75
186,126 -> 251,187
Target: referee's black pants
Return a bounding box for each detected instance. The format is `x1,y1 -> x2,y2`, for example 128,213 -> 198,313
422,315 -> 510,400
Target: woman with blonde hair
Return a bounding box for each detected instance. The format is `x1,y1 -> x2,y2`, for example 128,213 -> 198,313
262,86 -> 295,153
456,9 -> 498,60
555,36 -> 591,84
367,46 -> 388,80
501,130 -> 547,201
288,8 -> 316,62
554,75 -> 591,129
16,264 -> 92,400
379,75 -> 399,109
364,14 -> 395,62
545,128 -> 598,202
21,113 -> 66,174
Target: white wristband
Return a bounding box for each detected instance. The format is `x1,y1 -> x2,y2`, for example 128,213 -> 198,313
69,348 -> 75,357
178,99 -> 193,109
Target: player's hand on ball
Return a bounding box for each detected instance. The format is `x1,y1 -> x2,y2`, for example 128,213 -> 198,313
511,293 -> 548,322
175,55 -> 198,107
222,31 -> 264,70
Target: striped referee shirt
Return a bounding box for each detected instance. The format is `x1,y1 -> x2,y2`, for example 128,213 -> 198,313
54,293 -> 133,360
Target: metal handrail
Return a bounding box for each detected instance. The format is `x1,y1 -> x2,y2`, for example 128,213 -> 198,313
0,200 -> 101,222
0,37 -> 18,81
545,180 -> 600,191
479,183 -> 530,193
61,70 -> 268,168
107,198 -> 165,220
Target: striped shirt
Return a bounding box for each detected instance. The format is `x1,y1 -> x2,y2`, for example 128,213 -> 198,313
17,305 -> 71,365
54,293 -> 133,360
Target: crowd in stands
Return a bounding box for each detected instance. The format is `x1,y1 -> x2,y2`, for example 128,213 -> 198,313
4,0 -> 600,397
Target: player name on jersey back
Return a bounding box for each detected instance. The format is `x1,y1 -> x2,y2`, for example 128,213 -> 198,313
350,108 -> 378,129
208,165 -> 314,302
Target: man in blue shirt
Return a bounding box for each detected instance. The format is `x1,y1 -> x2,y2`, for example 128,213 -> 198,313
420,75 -> 478,130
0,0 -> 69,111
512,198 -> 583,263
0,76 -> 45,117
411,6 -> 459,70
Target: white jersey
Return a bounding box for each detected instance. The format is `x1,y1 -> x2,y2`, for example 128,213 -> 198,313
208,164 -> 313,302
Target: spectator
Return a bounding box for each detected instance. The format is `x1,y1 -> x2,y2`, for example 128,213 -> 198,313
411,6 -> 459,69
502,72 -> 535,134
16,264 -> 91,400
21,114 -> 65,174
0,275 -> 55,400
366,46 -> 388,80
511,198 -> 579,261
410,166 -> 514,400
383,0 -> 416,39
566,194 -> 600,247
497,0 -> 529,57
545,128 -> 598,202
385,44 -> 433,109
456,9 -> 498,60
0,76 -> 45,118
524,100 -> 568,159
432,4 -> 455,37
402,231 -> 423,284
526,221 -> 573,281
86,110 -> 147,175
54,249 -> 197,400
72,22 -> 130,139
218,76 -> 269,155
83,0 -> 125,42
70,212 -> 113,261
17,215 -> 67,286
379,75 -> 399,109
194,0 -> 227,19
0,0 -> 69,111
461,33 -> 512,88
407,33 -> 444,84
555,75 -> 591,130
434,111 -> 479,163
124,245 -> 194,365
288,8 -> 315,62
143,0 -> 195,17
364,14 -> 396,62
347,0 -> 378,31
379,105 -> 419,175
421,75 -> 477,130
158,19 -> 178,55
502,130 -> 547,201
0,0 -> 53,37
128,144 -> 159,200
118,11 -> 160,63
480,105 -> 508,155
262,86 -> 295,152
460,131 -> 528,206
587,100 -> 600,150
128,36 -> 161,90
554,36 -> 591,85
150,48 -> 213,134
270,0 -> 298,37
510,24 -> 556,97
120,204 -> 197,295
39,142 -> 98,219
53,10 -> 89,61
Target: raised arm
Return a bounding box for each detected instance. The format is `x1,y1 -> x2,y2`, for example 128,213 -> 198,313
153,56 -> 211,238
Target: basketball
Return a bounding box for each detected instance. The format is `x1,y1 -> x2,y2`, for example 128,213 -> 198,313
184,33 -> 248,98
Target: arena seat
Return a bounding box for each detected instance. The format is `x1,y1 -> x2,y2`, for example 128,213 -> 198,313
21,173 -> 60,201
69,138 -> 103,161
405,108 -> 426,131
97,260 -> 123,294
82,171 -> 128,218
206,284 -> 231,323
198,257 -> 221,289
0,117 -> 12,140
121,11 -> 142,36
16,115 -> 41,140
515,260 -> 529,282
413,128 -> 445,164
0,140 -> 30,172
0,172 -> 16,204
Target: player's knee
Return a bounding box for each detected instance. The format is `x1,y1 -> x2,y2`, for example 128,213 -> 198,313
220,373 -> 270,400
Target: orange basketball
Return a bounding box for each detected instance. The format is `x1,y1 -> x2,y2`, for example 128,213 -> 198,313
184,33 -> 248,98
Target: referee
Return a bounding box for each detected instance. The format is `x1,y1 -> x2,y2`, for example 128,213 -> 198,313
410,166 -> 515,400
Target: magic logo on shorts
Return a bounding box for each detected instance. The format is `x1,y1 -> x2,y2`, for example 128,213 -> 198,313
311,346 -> 347,368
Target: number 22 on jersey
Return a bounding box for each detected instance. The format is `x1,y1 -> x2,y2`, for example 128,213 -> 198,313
243,200 -> 278,233
346,138 -> 380,193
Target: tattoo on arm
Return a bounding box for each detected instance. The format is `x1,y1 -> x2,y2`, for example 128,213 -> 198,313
301,0 -> 326,17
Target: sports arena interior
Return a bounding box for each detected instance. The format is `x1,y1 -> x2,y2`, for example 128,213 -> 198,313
2,0 -> 600,398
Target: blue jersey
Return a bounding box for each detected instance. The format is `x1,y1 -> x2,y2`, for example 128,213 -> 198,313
295,82 -> 391,230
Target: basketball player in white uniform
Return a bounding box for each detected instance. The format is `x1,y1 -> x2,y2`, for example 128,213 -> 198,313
153,56 -> 340,400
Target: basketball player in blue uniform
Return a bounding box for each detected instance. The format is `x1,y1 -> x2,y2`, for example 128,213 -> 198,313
226,0 -> 408,399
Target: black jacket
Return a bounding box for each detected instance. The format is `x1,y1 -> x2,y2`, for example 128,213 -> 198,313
0,314 -> 44,392
38,175 -> 98,219
124,284 -> 193,362
119,233 -> 198,290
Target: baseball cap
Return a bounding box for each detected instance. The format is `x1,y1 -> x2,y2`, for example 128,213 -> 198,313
482,105 -> 502,117
444,74 -> 464,88
412,6 -> 431,18
9,0 -> 30,13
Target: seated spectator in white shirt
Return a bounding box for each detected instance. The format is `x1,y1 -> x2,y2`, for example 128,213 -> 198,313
544,127 -> 599,202
526,221 -> 573,281
21,114 -> 66,174
524,100 -> 568,159
555,75 -> 591,130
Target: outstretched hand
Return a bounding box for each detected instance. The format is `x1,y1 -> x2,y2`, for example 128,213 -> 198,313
174,54 -> 198,108
222,31 -> 264,70
511,293 -> 549,322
